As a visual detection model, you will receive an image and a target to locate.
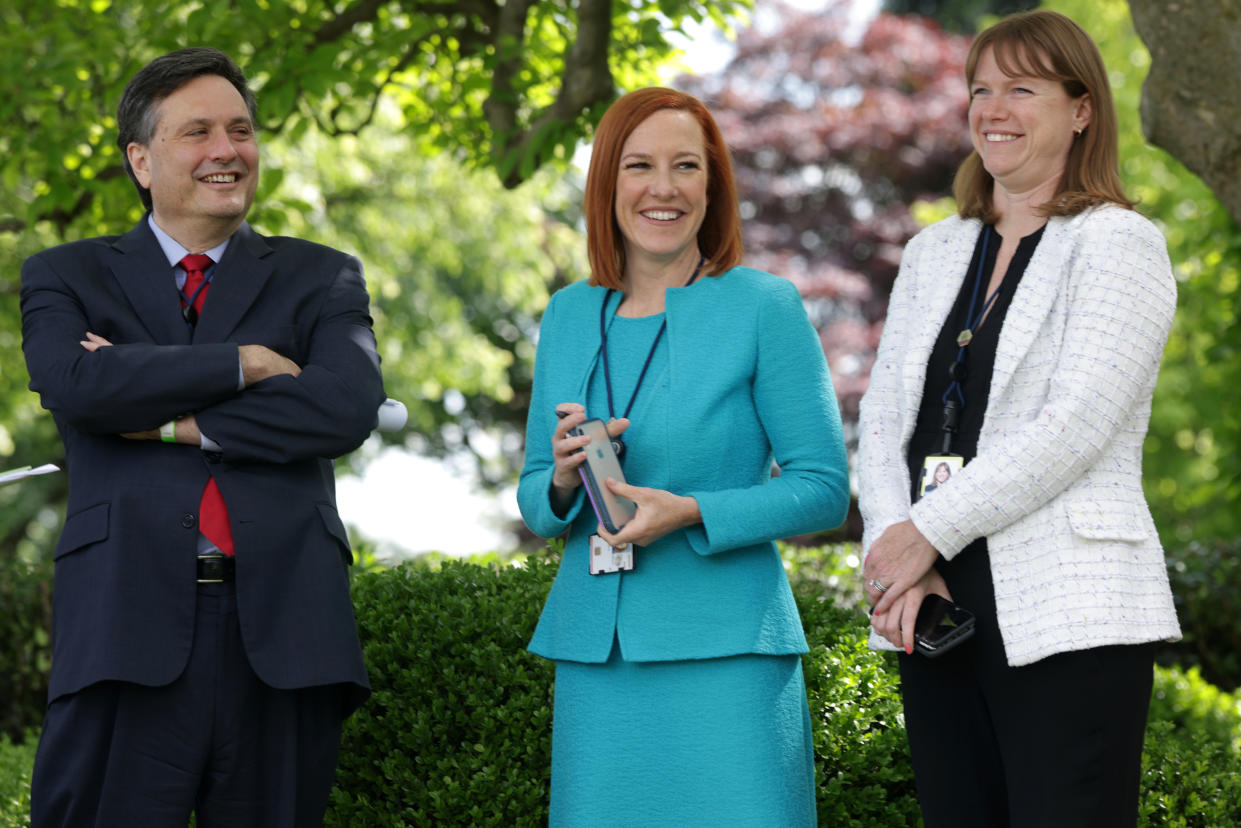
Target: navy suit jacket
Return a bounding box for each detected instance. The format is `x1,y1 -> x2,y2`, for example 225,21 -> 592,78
20,217 -> 384,709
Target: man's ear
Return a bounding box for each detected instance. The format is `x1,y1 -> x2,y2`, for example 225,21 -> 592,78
127,142 -> 151,189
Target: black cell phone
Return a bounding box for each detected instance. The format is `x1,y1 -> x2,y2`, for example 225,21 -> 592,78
913,594 -> 976,658
568,417 -> 636,534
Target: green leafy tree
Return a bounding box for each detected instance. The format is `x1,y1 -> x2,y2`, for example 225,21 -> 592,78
0,0 -> 748,237
260,110 -> 589,484
884,0 -> 1035,32
0,0 -> 748,559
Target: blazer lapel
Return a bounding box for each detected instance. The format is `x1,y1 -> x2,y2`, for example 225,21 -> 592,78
573,285 -> 615,403
193,222 -> 273,343
110,218 -> 191,345
900,218 -> 980,450
988,213 -> 1077,405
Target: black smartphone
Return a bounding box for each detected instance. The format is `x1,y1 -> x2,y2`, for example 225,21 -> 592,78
913,594 -> 976,658
568,417 -> 636,534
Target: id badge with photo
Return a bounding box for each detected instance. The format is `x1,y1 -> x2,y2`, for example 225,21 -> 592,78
589,534 -> 634,575
917,454 -> 963,501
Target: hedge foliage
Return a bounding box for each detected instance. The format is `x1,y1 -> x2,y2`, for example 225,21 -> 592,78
0,554 -> 51,743
325,553 -> 558,827
2,545 -> 1239,826
0,733 -> 35,827
1161,536 -> 1241,689
325,545 -> 1241,827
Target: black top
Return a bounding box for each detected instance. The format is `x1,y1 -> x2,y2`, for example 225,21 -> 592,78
905,224 -> 1046,500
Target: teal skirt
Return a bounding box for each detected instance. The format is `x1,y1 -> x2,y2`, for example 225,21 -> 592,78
550,643 -> 816,827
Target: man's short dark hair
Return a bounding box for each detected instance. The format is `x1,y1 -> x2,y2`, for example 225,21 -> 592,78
116,47 -> 258,211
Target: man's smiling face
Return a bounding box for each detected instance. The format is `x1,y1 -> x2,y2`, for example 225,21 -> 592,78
127,73 -> 259,247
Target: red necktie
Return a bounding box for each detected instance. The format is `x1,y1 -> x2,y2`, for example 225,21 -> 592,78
178,253 -> 235,557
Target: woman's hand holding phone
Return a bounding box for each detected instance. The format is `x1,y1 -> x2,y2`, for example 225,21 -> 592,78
550,404 -> 629,513
596,478 -> 702,549
871,569 -> 952,655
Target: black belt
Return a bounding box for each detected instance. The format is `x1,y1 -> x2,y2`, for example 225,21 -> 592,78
196,554 -> 235,583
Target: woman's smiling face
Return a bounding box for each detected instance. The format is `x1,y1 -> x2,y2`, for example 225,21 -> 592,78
613,108 -> 709,272
968,45 -> 1091,198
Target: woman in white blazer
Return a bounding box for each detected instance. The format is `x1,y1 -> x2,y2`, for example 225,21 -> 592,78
857,11 -> 1180,828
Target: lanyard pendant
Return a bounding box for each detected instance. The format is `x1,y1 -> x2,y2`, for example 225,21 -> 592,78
956,329 -> 974,347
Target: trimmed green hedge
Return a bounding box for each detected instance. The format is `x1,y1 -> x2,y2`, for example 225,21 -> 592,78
0,554 -> 51,743
0,733 -> 35,827
326,548 -> 1241,827
325,554 -> 557,826
1162,536 -> 1241,689
2,547 -> 1239,826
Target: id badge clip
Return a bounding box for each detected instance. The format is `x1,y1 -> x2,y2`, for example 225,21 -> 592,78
589,534 -> 634,575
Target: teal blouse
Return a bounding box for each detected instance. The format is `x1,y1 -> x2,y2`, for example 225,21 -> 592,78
518,266 -> 849,663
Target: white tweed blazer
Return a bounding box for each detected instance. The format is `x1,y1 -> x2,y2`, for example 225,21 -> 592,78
858,205 -> 1181,666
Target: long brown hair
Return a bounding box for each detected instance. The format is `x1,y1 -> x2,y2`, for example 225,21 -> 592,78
584,87 -> 743,289
953,10 -> 1135,222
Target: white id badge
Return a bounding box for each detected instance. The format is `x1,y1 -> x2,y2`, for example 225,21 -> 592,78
589,534 -> 635,575
917,454 -> 963,501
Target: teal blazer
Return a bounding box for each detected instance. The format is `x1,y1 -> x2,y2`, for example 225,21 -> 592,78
519,266 -> 849,663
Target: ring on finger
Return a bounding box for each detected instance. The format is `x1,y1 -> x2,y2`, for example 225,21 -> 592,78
868,578 -> 888,594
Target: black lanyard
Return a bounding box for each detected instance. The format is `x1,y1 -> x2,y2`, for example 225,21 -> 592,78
598,259 -> 703,459
177,268 -> 214,329
939,226 -> 1001,453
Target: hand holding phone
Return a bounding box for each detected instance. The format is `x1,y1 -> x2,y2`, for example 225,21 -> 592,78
569,417 -> 637,534
913,594 -> 976,657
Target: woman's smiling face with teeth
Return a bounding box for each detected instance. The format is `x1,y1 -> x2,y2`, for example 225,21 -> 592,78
613,108 -> 708,270
968,46 -> 1091,198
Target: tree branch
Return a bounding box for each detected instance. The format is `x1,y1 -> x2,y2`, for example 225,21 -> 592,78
312,0 -> 390,46
486,0 -> 615,189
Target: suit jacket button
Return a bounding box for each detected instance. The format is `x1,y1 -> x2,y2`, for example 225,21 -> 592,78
181,513 -> 197,529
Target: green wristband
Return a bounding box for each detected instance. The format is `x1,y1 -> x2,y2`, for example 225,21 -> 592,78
159,420 -> 176,443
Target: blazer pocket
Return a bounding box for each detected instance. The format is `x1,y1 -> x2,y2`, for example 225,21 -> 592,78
1066,499 -> 1148,542
317,502 -> 354,565
54,502 -> 110,560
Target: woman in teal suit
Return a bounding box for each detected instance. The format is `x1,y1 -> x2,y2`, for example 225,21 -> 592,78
517,87 -> 850,827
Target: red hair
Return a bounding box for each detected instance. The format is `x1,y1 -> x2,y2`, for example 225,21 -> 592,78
584,87 -> 743,289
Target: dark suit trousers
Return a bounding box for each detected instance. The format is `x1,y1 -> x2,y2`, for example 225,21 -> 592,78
31,583 -> 348,828
898,541 -> 1155,828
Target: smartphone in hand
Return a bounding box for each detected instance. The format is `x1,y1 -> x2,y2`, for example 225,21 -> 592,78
913,594 -> 976,657
569,417 -> 636,534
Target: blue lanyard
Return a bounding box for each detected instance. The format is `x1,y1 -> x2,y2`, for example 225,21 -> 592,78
177,268 -> 214,329
939,226 -> 1002,452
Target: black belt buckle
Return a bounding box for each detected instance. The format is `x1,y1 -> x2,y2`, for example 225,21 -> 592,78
196,554 -> 234,584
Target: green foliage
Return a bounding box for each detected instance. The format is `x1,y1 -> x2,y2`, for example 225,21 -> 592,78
1,543 -> 1240,825
0,0 -> 748,238
784,540 -> 869,613
1160,536 -> 1241,690
1139,719 -> 1241,827
885,0 -> 1037,32
257,118 -> 587,479
0,554 -> 51,743
0,733 -> 35,827
325,542 -> 1241,826
1149,661 -> 1241,752
795,589 -> 922,827
0,0 -> 749,561
326,556 -> 558,826
1142,666 -> 1241,826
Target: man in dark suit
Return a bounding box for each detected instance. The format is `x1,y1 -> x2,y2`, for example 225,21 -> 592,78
21,47 -> 385,826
